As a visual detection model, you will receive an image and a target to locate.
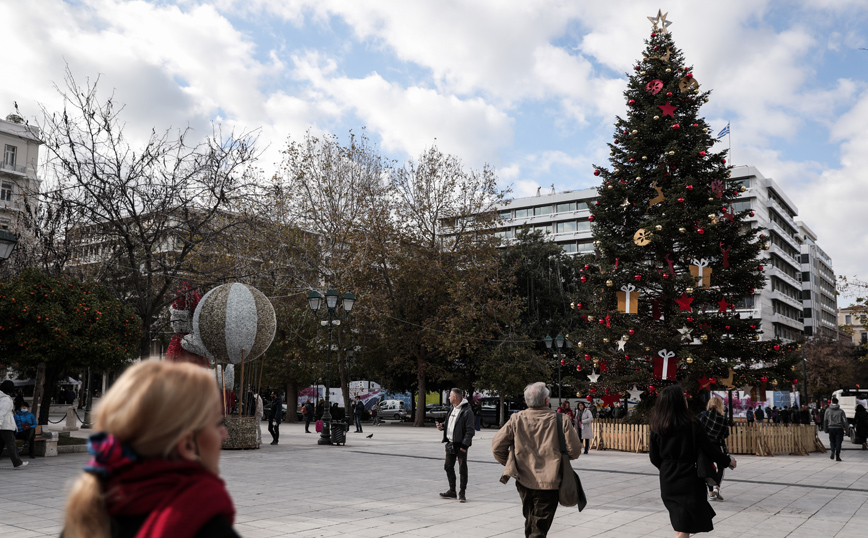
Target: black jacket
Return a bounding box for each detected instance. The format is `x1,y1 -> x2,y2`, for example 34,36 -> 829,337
441,402 -> 475,448
269,396 -> 283,424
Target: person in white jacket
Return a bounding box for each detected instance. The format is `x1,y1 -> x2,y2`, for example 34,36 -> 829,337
0,380 -> 28,469
576,401 -> 593,455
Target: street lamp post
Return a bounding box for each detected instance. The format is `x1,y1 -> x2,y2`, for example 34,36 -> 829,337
544,334 -> 566,403
0,230 -> 19,261
307,289 -> 356,446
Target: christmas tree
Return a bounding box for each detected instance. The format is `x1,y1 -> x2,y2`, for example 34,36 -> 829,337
570,11 -> 800,412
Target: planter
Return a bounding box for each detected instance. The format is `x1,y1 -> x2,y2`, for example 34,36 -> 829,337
222,416 -> 259,450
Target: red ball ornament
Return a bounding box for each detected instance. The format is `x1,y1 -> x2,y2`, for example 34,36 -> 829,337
629,329 -> 635,335
576,303 -> 583,310
628,99 -> 636,105
614,139 -> 619,144
758,265 -> 764,271
666,92 -> 672,97
663,273 -> 670,280
588,215 -> 595,222
697,228 -> 705,235
709,378 -> 717,384
590,387 -> 598,393
699,151 -> 706,157
587,395 -> 593,402
624,355 -> 630,360
749,211 -> 755,217
686,72 -> 694,79
576,365 -> 582,371
686,185 -> 693,191
725,325 -> 731,331
634,65 -> 641,70
761,375 -> 768,383
793,379 -> 798,384
750,324 -> 757,330
722,159 -> 726,164
594,201 -> 600,206
584,354 -> 591,361
599,318 -> 605,325
773,344 -> 780,351
634,274 -> 642,281
651,32 -> 657,37
581,276 -> 587,283
630,158 -> 635,162
672,124 -> 680,129
594,169 -> 600,176
749,289 -> 755,294
583,264 -> 590,271
692,123 -> 699,127
677,197 -> 685,203
687,316 -> 694,323
560,359 -> 566,366
648,385 -> 656,392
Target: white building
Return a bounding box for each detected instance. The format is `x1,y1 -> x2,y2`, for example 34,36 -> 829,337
0,113 -> 42,231
494,165 -> 836,342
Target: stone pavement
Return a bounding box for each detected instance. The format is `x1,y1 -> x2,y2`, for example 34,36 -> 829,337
1,419 -> 866,538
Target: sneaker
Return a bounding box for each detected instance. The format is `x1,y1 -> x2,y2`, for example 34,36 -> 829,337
439,490 -> 457,499
270,441 -> 278,445
14,461 -> 29,470
713,487 -> 724,501
709,492 -> 716,501
458,491 -> 466,503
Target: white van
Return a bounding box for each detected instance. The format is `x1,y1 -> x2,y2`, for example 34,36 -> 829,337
378,399 -> 408,421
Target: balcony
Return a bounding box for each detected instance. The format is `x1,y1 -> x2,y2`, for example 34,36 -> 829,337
0,161 -> 27,175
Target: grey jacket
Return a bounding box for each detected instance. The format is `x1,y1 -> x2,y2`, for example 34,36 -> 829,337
824,405 -> 847,430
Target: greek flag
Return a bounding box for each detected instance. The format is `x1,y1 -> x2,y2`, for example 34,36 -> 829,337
717,122 -> 730,140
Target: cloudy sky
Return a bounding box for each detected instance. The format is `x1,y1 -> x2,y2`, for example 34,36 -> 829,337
2,0 -> 867,291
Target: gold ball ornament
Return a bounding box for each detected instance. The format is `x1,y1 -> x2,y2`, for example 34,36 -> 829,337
771,379 -> 778,386
740,186 -> 747,192
610,151 -> 614,156
754,335 -> 761,340
665,68 -> 671,73
607,185 -> 613,190
686,287 -> 694,294
623,335 -> 630,341
593,240 -> 602,247
700,334 -> 708,341
686,357 -> 694,364
763,243 -> 770,250
654,115 -> 660,120
679,227 -> 686,233
655,225 -> 663,231
668,150 -> 675,156
641,71 -> 646,75
704,97 -> 709,102
606,280 -> 614,287
708,213 -> 716,220
587,316 -> 595,322
632,130 -> 638,135
791,365 -> 797,371
708,197 -> 714,202
642,156 -> 648,160
603,338 -> 610,344
593,359 -> 600,364
577,341 -> 584,348
570,302 -> 575,309
576,392 -> 582,398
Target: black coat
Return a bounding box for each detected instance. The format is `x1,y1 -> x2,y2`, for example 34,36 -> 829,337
441,403 -> 475,448
650,422 -> 732,534
269,396 -> 283,424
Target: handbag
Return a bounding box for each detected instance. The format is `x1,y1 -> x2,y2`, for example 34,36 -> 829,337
693,424 -> 719,487
556,413 -> 587,511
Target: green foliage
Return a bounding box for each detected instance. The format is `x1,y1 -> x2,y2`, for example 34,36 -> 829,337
0,269 -> 141,371
572,29 -> 800,403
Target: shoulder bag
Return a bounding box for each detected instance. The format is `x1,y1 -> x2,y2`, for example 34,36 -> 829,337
556,412 -> 587,511
693,423 -> 719,487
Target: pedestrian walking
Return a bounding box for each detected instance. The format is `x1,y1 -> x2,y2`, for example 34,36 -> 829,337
699,397 -> 729,501
0,381 -> 28,469
253,391 -> 263,447
61,360 -> 239,538
854,404 -> 868,450
745,407 -> 754,424
472,398 -> 482,431
798,404 -> 811,425
437,388 -> 475,503
577,401 -> 593,454
824,397 -> 847,461
372,399 -> 381,426
351,396 -> 365,433
491,382 -> 582,538
268,391 -> 282,445
303,399 -> 315,432
649,385 -> 736,538
754,405 -> 764,423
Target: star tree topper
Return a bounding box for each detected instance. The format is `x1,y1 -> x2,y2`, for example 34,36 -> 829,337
647,9 -> 673,34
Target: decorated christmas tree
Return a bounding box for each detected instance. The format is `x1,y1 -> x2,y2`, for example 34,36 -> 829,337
570,11 -> 800,412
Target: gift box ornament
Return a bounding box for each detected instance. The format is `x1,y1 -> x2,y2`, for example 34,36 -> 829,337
653,349 -> 679,380
617,284 -> 640,314
689,258 -> 712,288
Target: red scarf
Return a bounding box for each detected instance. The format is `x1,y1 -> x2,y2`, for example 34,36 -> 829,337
104,459 -> 235,538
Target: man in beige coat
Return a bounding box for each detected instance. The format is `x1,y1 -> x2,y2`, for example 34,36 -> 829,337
492,382 -> 581,538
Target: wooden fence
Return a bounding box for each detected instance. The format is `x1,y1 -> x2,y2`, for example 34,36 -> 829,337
590,419 -> 826,456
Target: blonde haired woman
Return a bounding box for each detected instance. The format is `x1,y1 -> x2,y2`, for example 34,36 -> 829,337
699,396 -> 730,501
63,360 -> 238,538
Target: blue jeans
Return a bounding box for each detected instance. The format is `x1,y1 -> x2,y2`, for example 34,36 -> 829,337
828,427 -> 844,457
354,414 -> 363,432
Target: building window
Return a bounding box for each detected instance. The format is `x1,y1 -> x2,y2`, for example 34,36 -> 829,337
534,205 -> 552,216
556,221 -> 577,233
862,332 -> 867,345
577,241 -> 594,252
533,224 -> 552,234
575,220 -> 591,233
4,145 -> 16,167
800,254 -> 809,263
1,182 -> 12,202
556,202 -> 575,213
845,315 -> 852,325
499,210 -> 511,220
514,208 -> 530,218
561,243 -> 577,253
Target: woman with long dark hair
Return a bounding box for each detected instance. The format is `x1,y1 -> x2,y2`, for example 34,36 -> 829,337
649,385 -> 736,538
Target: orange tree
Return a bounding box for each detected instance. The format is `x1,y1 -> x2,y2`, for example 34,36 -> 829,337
0,269 -> 141,423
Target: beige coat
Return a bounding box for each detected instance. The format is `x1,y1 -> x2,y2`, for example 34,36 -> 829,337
491,407 -> 582,490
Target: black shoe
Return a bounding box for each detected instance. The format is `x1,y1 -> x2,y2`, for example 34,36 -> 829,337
458,491 -> 466,503
439,490 -> 457,499
830,454 -> 835,459
836,456 -> 842,462
270,440 -> 278,445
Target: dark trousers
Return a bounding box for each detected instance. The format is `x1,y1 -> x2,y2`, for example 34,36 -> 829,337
516,482 -> 560,538
304,416 -> 312,432
15,429 -> 35,457
268,419 -> 280,442
444,445 -> 468,492
828,427 -> 844,456
354,414 -> 363,432
0,430 -> 24,467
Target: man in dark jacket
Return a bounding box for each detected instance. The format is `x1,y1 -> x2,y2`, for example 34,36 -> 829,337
268,391 -> 282,445
437,388 -> 475,503
302,399 -> 315,433
745,407 -> 754,424
754,406 -> 764,423
351,396 -> 365,433
824,398 -> 847,461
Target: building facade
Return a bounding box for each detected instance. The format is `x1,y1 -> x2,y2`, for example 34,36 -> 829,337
494,165 -> 836,342
0,114 -> 41,231
838,307 -> 867,346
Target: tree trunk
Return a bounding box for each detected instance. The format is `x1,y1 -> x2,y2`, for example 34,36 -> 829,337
38,366 -> 60,425
31,362 -> 46,422
285,379 -> 299,423
415,356 -> 427,427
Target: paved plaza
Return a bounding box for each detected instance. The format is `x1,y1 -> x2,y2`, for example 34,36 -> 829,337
1,418 -> 866,538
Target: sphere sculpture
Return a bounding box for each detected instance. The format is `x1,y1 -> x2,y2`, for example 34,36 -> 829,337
182,283 -> 276,364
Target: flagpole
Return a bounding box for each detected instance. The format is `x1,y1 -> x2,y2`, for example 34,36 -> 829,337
728,121 -> 732,165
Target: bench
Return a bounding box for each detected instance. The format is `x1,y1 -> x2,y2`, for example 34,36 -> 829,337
0,426 -> 60,458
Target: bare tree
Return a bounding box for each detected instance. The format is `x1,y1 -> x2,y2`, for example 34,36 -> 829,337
36,68 -> 261,357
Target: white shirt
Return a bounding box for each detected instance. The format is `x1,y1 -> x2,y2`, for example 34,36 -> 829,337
446,399 -> 467,442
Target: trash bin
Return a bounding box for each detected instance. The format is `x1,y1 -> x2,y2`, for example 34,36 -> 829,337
330,421 -> 348,446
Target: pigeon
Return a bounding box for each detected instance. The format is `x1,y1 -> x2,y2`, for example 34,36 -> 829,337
366,434 -> 373,438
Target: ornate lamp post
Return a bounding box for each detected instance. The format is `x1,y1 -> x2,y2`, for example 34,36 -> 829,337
544,334 -> 566,403
0,230 -> 18,260
307,289 -> 356,445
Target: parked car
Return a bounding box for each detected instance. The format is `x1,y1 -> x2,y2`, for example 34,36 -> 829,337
425,403 -> 450,422
261,398 -> 288,421
478,397 -> 526,428
379,399 -> 409,421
